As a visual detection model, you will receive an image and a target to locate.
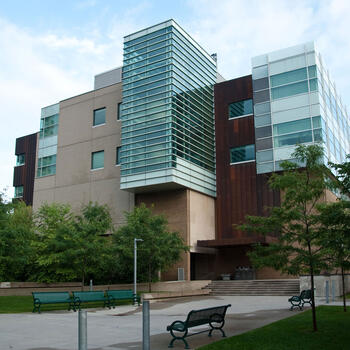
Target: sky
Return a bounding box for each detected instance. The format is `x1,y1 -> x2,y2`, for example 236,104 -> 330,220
1,0 -> 350,198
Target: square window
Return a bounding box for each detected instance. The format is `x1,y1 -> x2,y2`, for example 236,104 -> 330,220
229,99 -> 253,119
93,108 -> 106,126
91,150 -> 104,169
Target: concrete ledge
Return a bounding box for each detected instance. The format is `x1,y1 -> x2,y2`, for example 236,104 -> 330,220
142,289 -> 210,300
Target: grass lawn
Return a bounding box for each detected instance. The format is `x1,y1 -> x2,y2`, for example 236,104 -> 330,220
0,295 -> 135,313
199,306 -> 350,350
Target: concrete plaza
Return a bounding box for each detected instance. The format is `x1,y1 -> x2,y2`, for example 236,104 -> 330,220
0,295 -> 338,350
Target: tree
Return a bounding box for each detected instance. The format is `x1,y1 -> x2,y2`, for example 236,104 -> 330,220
34,202 -> 114,286
330,155 -> 350,195
241,144 -> 329,332
113,204 -> 189,292
0,197 -> 36,281
318,200 -> 350,312
317,155 -> 350,312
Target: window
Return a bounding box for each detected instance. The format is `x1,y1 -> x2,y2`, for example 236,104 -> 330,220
271,81 -> 308,100
40,113 -> 59,138
273,118 -> 311,136
116,147 -> 121,165
117,103 -> 122,120
91,151 -> 104,169
16,154 -> 25,166
93,108 -> 106,126
37,154 -> 56,177
230,144 -> 255,164
14,185 -> 24,198
229,99 -> 253,119
274,130 -> 312,148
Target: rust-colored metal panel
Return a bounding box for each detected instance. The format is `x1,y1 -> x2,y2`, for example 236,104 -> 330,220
13,133 -> 37,206
214,76 -> 280,245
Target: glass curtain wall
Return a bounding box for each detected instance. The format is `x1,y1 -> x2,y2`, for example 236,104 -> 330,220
120,20 -> 217,196
37,104 -> 59,177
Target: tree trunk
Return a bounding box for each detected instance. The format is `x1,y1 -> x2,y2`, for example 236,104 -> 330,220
310,267 -> 318,332
341,265 -> 347,312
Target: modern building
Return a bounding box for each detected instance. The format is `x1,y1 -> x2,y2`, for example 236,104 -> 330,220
13,20 -> 350,281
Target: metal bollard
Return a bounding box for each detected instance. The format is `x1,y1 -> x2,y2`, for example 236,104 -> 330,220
89,279 -> 93,291
325,280 -> 329,304
78,310 -> 87,350
143,300 -> 150,350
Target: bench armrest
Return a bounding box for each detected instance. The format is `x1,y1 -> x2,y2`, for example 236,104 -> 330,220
167,320 -> 186,332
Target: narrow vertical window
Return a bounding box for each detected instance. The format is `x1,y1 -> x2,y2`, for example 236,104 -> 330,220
117,103 -> 122,120
14,185 -> 24,198
91,151 -> 104,169
16,154 -> 25,166
116,147 -> 121,165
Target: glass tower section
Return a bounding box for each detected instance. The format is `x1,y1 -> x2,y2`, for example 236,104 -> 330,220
252,42 -> 350,174
37,103 -> 59,177
120,20 -> 217,196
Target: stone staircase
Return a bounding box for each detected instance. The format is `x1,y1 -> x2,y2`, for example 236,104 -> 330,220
205,279 -> 300,296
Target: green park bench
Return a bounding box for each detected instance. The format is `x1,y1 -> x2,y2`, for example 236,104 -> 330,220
72,291 -> 110,311
166,304 -> 231,349
106,289 -> 140,307
32,291 -> 73,313
288,289 -> 313,310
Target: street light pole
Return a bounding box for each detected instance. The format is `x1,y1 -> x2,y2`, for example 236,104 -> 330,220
134,238 -> 143,305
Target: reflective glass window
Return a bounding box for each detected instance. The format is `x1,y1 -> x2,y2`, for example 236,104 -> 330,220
308,65 -> 317,79
254,114 -> 271,127
116,147 -> 121,165
270,67 -> 307,87
256,150 -> 273,163
229,99 -> 253,119
273,118 -> 311,136
230,144 -> 255,164
16,154 -> 25,166
253,77 -> 269,91
309,78 -> 318,91
271,81 -> 308,100
91,151 -> 104,169
93,108 -> 106,126
274,130 -> 312,147
255,126 -> 272,139
14,185 -> 24,198
254,102 -> 270,116
256,137 -> 273,151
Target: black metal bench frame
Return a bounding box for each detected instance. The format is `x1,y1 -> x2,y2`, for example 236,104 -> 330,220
106,289 -> 140,308
166,304 -> 231,349
72,291 -> 111,311
32,292 -> 73,313
288,289 -> 313,310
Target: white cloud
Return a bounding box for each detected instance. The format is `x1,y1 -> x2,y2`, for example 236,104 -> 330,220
185,0 -> 350,108
1,1 -> 350,197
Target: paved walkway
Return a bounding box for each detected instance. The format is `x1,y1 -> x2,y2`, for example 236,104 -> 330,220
0,296 -> 342,350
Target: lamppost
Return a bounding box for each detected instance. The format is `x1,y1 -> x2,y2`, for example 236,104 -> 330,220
134,238 -> 143,305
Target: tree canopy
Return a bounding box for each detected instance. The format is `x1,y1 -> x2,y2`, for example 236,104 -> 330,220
113,203 -> 189,292
242,144 -> 330,331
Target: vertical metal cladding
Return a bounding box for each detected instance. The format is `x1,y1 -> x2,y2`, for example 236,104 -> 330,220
120,20 -> 217,196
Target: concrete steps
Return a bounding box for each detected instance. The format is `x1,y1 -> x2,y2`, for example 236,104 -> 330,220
206,279 -> 300,296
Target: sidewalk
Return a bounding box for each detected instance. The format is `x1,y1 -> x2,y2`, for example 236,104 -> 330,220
0,295 -> 342,350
